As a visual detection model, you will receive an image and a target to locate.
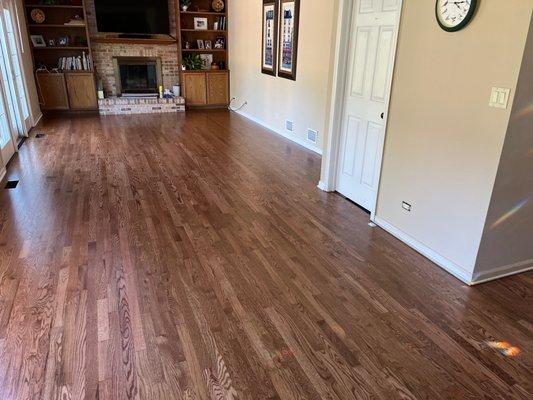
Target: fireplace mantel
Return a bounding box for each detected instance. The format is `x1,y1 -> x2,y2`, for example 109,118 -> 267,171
91,36 -> 177,45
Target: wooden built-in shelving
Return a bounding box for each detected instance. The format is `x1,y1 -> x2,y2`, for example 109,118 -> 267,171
177,0 -> 230,108
24,0 -> 97,111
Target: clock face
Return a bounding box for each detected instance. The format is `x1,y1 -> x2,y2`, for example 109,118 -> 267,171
436,0 -> 477,32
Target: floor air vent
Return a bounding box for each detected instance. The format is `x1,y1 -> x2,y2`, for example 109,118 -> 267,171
307,129 -> 318,144
5,180 -> 19,189
35,133 -> 45,138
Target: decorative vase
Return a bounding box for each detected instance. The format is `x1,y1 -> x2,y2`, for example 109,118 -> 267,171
181,5 -> 188,11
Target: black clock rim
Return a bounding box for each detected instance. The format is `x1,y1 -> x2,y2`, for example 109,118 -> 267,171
436,0 -> 478,32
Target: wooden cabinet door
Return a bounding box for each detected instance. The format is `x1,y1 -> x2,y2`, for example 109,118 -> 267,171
36,73 -> 69,110
65,73 -> 97,110
207,72 -> 229,105
182,72 -> 207,106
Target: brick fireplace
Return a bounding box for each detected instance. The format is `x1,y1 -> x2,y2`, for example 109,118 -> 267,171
84,0 -> 180,97
114,57 -> 163,96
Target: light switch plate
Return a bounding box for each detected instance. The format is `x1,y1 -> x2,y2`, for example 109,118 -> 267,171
489,87 -> 511,109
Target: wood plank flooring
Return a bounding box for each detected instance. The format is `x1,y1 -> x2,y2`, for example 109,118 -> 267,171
0,110 -> 531,400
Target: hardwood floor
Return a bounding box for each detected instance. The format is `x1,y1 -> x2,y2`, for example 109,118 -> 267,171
0,111 -> 531,400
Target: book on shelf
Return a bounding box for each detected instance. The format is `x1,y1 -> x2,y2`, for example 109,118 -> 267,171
215,16 -> 226,31
58,52 -> 92,71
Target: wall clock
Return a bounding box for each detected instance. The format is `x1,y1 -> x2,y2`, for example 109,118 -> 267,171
436,0 -> 478,32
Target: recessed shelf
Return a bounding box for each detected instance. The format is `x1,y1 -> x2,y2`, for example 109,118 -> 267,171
33,46 -> 89,50
29,24 -> 86,28
25,5 -> 84,8
182,49 -> 227,52
180,29 -> 227,33
180,11 -> 226,16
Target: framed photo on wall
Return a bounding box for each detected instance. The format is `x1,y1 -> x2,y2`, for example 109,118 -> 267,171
278,0 -> 300,80
261,0 -> 278,76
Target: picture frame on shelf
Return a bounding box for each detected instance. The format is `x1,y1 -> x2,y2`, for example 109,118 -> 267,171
200,54 -> 213,70
278,0 -> 300,80
197,39 -> 205,49
214,37 -> 225,49
261,0 -> 278,76
30,35 -> 46,48
48,39 -> 56,47
194,17 -> 208,30
205,40 -> 212,50
57,36 -> 69,46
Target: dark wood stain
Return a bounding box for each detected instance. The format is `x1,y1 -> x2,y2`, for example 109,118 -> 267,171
0,110 -> 531,400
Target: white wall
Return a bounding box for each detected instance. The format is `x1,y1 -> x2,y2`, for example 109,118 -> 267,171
228,0 -> 338,153
473,16 -> 533,282
374,1 -> 532,281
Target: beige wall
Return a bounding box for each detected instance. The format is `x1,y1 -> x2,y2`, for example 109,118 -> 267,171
228,0 -> 338,152
15,0 -> 41,126
376,1 -> 532,276
474,15 -> 533,280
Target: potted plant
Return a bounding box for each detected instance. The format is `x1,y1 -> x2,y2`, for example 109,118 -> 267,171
183,54 -> 203,70
181,0 -> 192,11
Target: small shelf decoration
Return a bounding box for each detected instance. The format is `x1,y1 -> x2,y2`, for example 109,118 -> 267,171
211,0 -> 224,12
30,8 -> 46,24
30,34 -> 47,47
181,0 -> 192,12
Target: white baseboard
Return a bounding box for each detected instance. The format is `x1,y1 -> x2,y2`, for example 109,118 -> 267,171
317,180 -> 332,191
471,258 -> 533,285
235,110 -> 323,155
33,112 -> 43,128
0,167 -> 6,183
375,216 -> 474,285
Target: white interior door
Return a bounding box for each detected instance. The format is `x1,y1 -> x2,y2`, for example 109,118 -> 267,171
336,0 -> 402,213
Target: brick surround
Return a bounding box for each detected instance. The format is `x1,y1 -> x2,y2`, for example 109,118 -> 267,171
98,97 -> 185,116
85,0 -> 180,96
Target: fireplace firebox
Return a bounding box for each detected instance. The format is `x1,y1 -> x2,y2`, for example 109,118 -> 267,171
113,57 -> 163,96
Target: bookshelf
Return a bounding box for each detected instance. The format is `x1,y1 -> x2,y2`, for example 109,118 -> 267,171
24,0 -> 97,111
177,0 -> 230,107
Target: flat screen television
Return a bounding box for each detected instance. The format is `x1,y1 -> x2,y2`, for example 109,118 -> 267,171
94,0 -> 170,35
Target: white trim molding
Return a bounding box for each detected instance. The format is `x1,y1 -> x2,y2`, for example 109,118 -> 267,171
320,0 -> 352,191
374,216 -> 532,286
317,180 -> 332,192
471,259 -> 533,285
235,110 -> 323,155
33,112 -> 43,128
375,216 -> 474,285
0,167 -> 6,183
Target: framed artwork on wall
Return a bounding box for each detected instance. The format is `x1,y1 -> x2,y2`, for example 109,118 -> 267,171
277,0 -> 300,80
261,0 -> 278,76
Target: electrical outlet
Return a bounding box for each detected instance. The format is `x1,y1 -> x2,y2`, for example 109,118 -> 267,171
489,87 -> 511,109
402,201 -> 412,212
285,120 -> 294,132
307,129 -> 318,144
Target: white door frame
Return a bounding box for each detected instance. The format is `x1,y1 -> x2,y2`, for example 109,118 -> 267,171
319,0 -> 404,221
0,0 -> 31,138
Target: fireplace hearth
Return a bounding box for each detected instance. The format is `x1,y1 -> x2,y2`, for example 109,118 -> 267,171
113,57 -> 163,96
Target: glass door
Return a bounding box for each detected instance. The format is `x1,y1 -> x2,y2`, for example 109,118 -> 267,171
0,0 -> 30,145
0,78 -> 16,168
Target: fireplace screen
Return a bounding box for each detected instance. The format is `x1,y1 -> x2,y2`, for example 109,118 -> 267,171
113,57 -> 163,96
